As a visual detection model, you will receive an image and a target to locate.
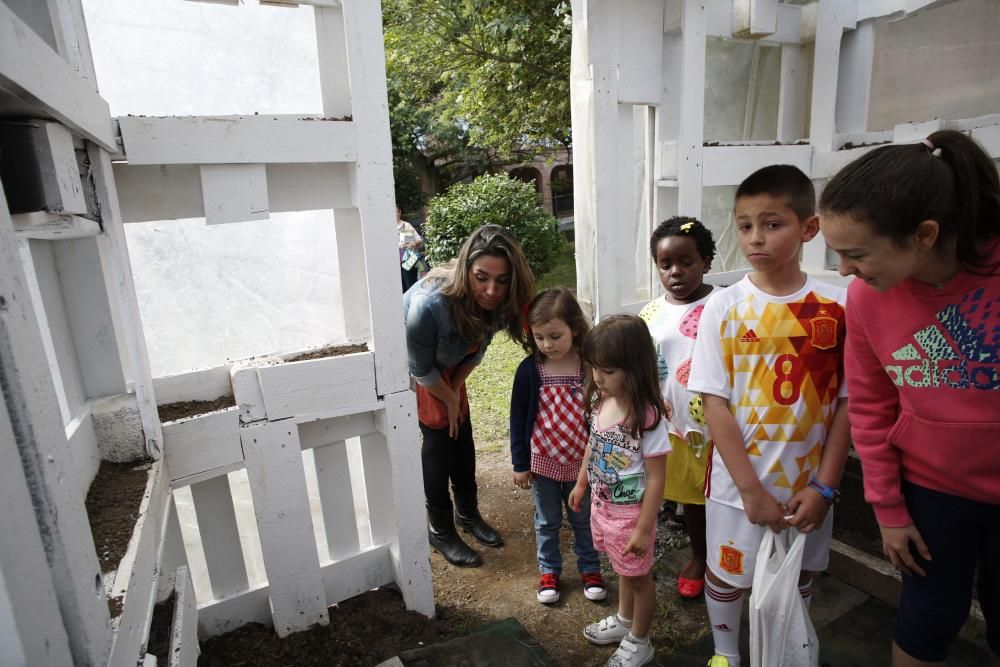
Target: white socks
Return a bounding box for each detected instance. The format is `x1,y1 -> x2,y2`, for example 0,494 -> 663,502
705,578 -> 743,666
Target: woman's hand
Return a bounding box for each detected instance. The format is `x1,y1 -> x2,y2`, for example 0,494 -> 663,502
785,487 -> 829,534
740,485 -> 789,533
513,471 -> 533,489
624,526 -> 650,557
880,524 -> 932,576
444,392 -> 461,439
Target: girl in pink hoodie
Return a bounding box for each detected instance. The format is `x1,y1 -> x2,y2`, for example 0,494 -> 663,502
819,130 -> 1000,667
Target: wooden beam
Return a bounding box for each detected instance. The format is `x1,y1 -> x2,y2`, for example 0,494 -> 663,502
113,162 -> 353,224
677,0 -> 706,217
703,145 -> 813,186
199,164 -> 270,225
0,3 -> 115,150
12,212 -> 100,240
169,566 -> 199,667
241,420 -> 329,636
189,475 -> 250,600
117,116 -> 356,166
256,352 -> 378,421
162,408 -> 242,482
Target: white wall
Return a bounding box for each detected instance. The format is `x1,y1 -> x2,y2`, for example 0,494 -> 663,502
83,0 -> 350,377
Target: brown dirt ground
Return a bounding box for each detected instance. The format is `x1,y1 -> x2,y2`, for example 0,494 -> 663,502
86,460 -> 153,573
198,446 -> 712,666
192,443 -> 884,665
286,342 -> 369,362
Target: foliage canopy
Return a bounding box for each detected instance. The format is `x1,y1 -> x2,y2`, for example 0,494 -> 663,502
423,174 -> 564,279
384,0 -> 572,209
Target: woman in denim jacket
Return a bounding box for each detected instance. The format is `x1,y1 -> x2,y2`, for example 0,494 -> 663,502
403,225 -> 535,566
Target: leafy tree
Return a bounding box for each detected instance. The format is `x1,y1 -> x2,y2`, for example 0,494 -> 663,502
384,0 -> 572,200
423,174 -> 564,278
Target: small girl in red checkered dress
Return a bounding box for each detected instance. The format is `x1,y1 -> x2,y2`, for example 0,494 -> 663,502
510,287 -> 606,605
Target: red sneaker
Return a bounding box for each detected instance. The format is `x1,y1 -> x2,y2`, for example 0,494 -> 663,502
537,573 -> 560,604
581,572 -> 607,601
677,576 -> 705,598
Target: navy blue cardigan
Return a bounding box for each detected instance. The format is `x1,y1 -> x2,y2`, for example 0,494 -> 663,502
509,356 -> 541,473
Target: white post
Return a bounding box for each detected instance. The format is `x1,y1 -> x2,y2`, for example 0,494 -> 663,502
809,0 -> 845,152
313,440 -> 363,561
189,475 -> 250,600
677,0 -> 706,218
373,393 -> 435,617
777,43 -> 808,143
242,421 -> 329,636
0,181 -> 109,665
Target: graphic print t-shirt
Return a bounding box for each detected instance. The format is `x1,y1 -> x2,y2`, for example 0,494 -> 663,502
688,275 -> 847,508
586,404 -> 671,505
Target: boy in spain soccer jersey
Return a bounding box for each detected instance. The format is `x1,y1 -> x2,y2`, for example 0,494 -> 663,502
688,165 -> 851,667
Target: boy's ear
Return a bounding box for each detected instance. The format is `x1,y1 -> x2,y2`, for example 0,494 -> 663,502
801,215 -> 820,242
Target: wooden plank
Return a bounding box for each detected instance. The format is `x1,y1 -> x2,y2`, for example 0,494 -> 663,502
298,411 -> 375,450
0,3 -> 115,150
162,408 -> 242,482
0,181 -> 109,664
241,421 -> 329,636
0,388 -> 74,666
108,460 -> 169,667
373,392 -> 434,617
358,432 -> 393,547
702,145 -> 813,186
65,408 -> 100,497
313,440 -> 362,561
169,566 -> 199,667
777,43 -> 808,143
617,0 -> 664,105
321,544 -> 393,606
811,143 -> 879,179
156,497 -> 190,604
114,162 -> 353,224
314,5 -> 352,118
89,145 -> 163,458
337,1 -> 411,396
154,365 -> 233,405
332,208 -> 372,340
117,116 -> 356,166
199,164 -> 269,225
257,352 -> 378,420
834,19 -> 875,135
189,475 -> 250,600
54,236 -> 129,399
808,0 -> 844,152
196,583 -> 271,640
732,0 -> 778,39
231,359 -> 280,424
677,0 -> 706,217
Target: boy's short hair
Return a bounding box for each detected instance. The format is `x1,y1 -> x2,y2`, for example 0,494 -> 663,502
735,164 -> 816,221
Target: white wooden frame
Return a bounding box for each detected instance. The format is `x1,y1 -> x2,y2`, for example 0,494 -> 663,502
572,0 -> 1000,318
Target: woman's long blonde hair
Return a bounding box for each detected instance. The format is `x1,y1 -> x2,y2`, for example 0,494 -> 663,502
425,225 -> 535,347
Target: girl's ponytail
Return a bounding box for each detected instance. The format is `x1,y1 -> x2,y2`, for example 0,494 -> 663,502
926,130 -> 1000,271
820,129 -> 1000,273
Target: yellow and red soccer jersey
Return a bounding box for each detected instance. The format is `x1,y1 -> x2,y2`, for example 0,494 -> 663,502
688,275 -> 847,508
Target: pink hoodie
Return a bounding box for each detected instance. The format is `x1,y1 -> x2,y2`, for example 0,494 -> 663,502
845,242 -> 1000,527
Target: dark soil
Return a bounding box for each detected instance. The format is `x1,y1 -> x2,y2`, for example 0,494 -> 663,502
831,456 -> 885,560
86,460 -> 153,572
146,595 -> 175,664
198,588 -> 458,667
158,395 -> 236,422
286,342 -> 369,363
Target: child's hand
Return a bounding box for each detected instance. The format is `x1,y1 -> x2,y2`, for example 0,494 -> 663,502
880,524 -> 932,577
567,483 -> 587,512
513,470 -> 533,490
740,485 -> 789,533
623,526 -> 650,557
786,486 -> 829,533
663,399 -> 674,421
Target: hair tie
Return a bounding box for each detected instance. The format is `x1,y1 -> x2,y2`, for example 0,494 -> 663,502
680,222 -> 695,233
921,138 -> 942,157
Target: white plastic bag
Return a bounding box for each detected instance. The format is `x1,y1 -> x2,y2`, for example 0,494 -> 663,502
748,529 -> 819,667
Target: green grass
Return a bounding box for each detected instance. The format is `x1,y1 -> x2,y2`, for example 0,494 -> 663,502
468,240 -> 577,451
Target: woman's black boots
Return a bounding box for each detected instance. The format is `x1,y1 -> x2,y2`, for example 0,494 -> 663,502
455,495 -> 503,547
427,507 -> 482,567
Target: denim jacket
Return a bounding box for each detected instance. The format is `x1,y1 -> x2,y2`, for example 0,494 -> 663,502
403,278 -> 495,387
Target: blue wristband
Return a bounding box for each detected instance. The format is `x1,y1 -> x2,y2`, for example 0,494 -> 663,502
808,478 -> 841,505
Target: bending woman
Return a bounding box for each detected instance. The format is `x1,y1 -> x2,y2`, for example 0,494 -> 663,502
403,225 -> 535,566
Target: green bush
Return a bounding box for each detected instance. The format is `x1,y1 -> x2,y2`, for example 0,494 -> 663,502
423,174 -> 564,278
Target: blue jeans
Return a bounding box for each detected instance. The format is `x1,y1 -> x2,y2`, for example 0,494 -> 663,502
532,474 -> 600,576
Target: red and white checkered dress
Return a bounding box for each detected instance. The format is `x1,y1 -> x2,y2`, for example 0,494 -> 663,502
530,361 -> 588,482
